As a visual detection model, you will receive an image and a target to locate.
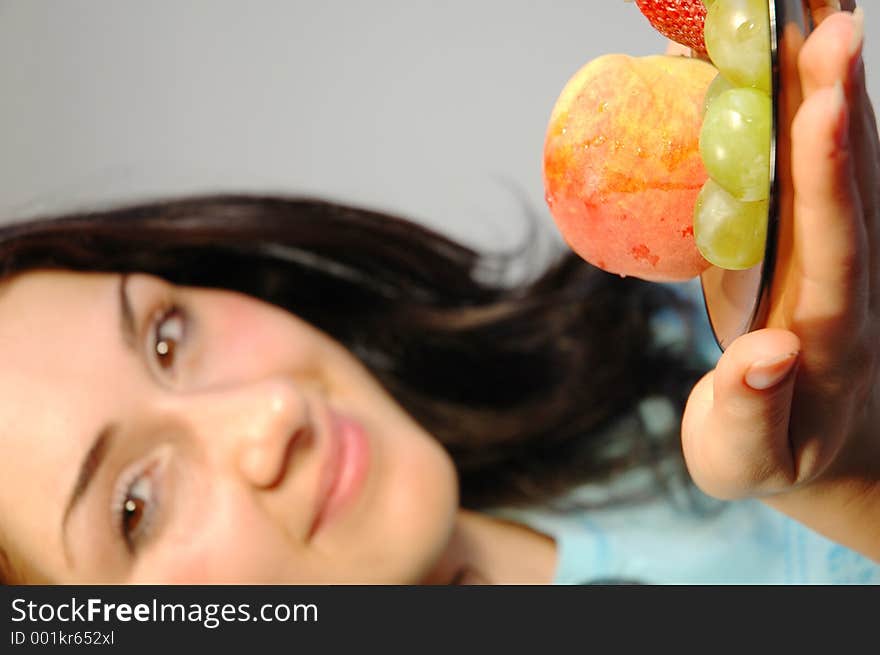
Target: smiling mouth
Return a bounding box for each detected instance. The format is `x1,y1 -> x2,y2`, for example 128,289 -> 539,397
307,409 -> 370,539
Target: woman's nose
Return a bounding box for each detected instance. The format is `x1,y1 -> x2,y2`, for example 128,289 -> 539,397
178,379 -> 313,489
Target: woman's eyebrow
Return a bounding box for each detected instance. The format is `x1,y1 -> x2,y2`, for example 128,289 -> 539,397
61,424 -> 118,564
60,274 -> 136,564
118,274 -> 137,350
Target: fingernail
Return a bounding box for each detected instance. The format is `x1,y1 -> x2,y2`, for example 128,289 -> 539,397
745,352 -> 799,391
850,7 -> 865,60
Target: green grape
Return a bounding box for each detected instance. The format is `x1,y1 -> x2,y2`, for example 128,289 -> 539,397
699,87 -> 771,201
702,0 -> 717,7
703,72 -> 735,116
694,179 -> 768,270
704,0 -> 771,93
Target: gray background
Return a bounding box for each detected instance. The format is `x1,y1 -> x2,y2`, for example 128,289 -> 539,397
1,1 -> 878,249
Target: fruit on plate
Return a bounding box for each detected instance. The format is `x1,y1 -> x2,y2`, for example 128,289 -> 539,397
699,86 -> 772,202
632,0 -> 709,55
697,0 -> 773,268
703,0 -> 772,93
544,1 -> 774,277
543,54 -> 717,281
694,178 -> 768,269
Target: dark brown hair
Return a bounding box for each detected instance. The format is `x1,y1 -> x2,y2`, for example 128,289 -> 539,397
0,194 -> 705,511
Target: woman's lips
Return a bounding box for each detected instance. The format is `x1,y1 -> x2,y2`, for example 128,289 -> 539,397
308,409 -> 370,538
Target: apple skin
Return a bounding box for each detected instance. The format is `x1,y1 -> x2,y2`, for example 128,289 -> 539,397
543,54 -> 717,282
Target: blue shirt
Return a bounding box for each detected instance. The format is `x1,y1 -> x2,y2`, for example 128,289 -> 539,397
498,483 -> 880,584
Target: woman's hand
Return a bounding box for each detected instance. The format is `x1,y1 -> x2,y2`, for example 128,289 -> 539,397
682,2 -> 880,561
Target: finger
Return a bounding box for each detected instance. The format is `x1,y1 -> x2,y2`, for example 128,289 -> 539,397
798,6 -> 872,165
681,329 -> 801,500
799,9 -> 876,163
790,77 -> 869,333
799,9 -> 879,259
847,9 -> 880,312
799,9 -> 854,99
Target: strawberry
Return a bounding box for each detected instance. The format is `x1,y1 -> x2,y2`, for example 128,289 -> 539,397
632,0 -> 709,55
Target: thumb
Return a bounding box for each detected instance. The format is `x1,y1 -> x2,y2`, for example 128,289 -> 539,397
681,329 -> 801,500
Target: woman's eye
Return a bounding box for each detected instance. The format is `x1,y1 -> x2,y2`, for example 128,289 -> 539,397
152,307 -> 185,371
117,469 -> 157,552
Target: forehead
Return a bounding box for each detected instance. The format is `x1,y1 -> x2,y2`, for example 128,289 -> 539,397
0,270 -> 125,574
0,270 -> 123,419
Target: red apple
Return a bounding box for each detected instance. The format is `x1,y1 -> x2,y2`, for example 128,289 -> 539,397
544,54 -> 716,281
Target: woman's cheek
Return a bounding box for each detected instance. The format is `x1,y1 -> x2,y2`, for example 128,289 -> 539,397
193,295 -> 325,385
134,492 -> 293,584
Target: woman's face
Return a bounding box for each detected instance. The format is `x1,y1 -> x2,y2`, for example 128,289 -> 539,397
0,271 -> 458,583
